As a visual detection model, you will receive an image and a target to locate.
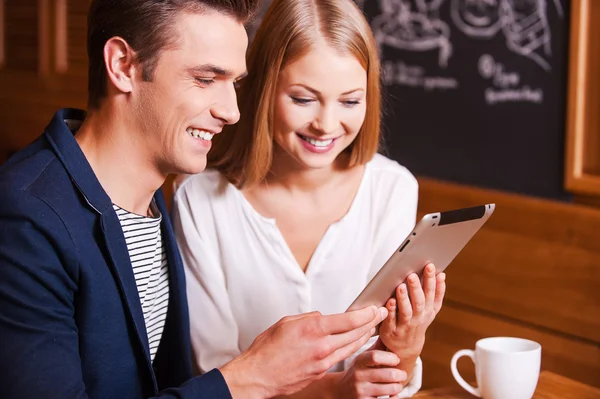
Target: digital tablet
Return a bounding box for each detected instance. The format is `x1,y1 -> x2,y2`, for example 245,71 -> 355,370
347,204 -> 495,311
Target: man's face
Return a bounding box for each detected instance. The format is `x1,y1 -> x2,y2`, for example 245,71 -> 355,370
133,11 -> 248,176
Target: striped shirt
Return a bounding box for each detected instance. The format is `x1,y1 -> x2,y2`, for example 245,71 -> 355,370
114,202 -> 170,362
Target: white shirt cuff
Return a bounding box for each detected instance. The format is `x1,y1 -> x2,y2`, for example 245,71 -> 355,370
394,356 -> 422,398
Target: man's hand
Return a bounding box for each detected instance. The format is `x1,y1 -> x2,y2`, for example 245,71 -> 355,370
220,305 -> 388,399
336,339 -> 407,399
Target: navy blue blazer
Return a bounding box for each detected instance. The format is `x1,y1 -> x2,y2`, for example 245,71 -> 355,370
0,109 -> 232,398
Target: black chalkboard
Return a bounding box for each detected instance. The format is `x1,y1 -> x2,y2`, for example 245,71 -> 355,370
360,0 -> 571,200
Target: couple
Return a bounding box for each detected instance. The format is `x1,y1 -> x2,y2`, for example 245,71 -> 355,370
0,0 -> 446,398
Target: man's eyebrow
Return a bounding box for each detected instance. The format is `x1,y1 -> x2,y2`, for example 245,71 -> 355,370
187,64 -> 247,80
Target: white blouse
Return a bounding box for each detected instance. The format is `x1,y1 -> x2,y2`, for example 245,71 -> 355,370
172,154 -> 422,397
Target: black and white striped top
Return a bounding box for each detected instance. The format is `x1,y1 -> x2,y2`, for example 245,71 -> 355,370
114,203 -> 170,362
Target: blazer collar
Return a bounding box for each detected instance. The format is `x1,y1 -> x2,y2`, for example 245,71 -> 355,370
44,108 -> 113,215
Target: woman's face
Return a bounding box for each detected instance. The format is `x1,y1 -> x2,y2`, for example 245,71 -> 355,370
272,43 -> 367,171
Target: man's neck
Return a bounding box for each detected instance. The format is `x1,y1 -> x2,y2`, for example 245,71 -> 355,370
75,106 -> 166,215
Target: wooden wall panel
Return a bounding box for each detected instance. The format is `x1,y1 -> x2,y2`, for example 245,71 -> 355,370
0,0 -> 88,154
5,0 -> 38,72
0,0 -> 5,67
67,0 -> 90,77
564,0 -> 600,196
420,305 -> 600,390
417,177 -> 600,389
417,178 -> 600,344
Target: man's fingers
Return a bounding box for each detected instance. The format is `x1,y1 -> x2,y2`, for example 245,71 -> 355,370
320,306 -> 386,335
356,350 -> 400,368
324,310 -> 383,354
286,311 -> 321,321
359,367 -> 407,384
359,381 -> 405,397
323,327 -> 375,367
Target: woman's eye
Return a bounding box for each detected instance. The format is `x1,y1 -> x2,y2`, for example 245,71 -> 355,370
291,97 -> 314,105
342,100 -> 361,107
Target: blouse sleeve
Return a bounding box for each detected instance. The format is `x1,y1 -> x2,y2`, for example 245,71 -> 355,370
172,186 -> 242,373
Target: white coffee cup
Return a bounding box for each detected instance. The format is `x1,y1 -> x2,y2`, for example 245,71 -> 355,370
450,337 -> 541,399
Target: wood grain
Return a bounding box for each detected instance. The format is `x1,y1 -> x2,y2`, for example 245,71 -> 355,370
419,305 -> 600,390
0,0 -> 5,67
564,0 -> 600,196
418,178 -> 600,344
416,178 -> 600,389
414,371 -> 600,399
5,0 -> 38,72
0,0 -> 87,153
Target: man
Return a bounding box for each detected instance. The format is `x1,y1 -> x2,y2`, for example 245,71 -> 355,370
0,1 -> 387,398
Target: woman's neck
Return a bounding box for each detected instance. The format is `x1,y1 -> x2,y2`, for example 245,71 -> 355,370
265,149 -> 349,194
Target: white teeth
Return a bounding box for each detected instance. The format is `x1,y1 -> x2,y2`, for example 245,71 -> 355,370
200,131 -> 213,141
300,135 -> 333,147
187,128 -> 214,141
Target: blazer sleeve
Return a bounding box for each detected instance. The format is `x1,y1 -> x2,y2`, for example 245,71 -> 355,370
0,192 -> 232,399
172,188 -> 242,373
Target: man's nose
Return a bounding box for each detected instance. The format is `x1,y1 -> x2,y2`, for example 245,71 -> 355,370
211,84 -> 241,125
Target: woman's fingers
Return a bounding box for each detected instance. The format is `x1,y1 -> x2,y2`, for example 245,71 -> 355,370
423,263 -> 437,309
396,283 -> 412,324
433,272 -> 446,314
407,273 -> 425,317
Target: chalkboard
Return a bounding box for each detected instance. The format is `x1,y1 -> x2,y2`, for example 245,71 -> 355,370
361,0 -> 571,200
248,0 -> 571,201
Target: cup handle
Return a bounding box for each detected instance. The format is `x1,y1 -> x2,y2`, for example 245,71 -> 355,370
450,349 -> 481,397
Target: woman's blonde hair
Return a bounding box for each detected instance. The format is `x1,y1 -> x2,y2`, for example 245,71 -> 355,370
207,0 -> 381,188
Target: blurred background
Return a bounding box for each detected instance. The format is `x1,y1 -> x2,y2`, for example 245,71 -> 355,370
0,0 -> 598,390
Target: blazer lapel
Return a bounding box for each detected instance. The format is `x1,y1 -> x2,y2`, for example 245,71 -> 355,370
45,108 -> 158,390
100,211 -> 153,367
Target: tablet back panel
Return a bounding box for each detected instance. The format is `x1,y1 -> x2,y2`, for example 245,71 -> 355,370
347,204 -> 495,311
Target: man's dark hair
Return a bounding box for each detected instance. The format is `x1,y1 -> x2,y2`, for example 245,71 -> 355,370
87,0 -> 258,109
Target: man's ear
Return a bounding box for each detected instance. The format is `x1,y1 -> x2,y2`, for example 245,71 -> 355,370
103,37 -> 138,95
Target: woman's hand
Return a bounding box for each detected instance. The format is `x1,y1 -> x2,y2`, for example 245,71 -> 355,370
379,263 -> 446,362
336,339 -> 407,399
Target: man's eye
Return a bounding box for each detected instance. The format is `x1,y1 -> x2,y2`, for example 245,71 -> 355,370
291,97 -> 314,105
196,78 -> 215,86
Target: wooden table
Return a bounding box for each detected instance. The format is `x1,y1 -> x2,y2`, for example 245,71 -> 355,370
414,371 -> 600,398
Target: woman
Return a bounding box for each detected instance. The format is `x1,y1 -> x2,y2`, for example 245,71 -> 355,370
172,0 -> 446,397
